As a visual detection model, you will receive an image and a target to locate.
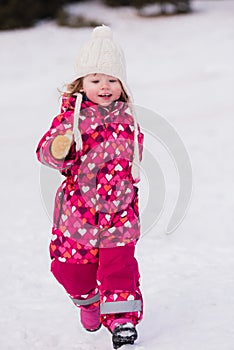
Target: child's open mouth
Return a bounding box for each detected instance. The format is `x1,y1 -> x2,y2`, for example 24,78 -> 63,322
99,93 -> 112,98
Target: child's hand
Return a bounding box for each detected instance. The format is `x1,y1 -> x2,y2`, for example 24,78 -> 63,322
51,131 -> 73,159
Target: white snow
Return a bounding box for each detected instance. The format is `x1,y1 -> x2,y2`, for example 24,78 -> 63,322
1,1 -> 234,349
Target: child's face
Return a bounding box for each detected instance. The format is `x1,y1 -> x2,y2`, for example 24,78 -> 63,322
82,73 -> 122,106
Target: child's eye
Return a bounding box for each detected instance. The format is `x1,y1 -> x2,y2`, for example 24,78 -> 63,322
109,79 -> 117,83
91,80 -> 99,84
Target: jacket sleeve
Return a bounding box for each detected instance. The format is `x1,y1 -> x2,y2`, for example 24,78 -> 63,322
36,96 -> 80,170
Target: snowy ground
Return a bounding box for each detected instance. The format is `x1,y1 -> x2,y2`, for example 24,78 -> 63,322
1,1 -> 234,349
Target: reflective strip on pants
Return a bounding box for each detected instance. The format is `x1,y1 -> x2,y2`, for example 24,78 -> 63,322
70,293 -> 100,306
100,300 -> 142,315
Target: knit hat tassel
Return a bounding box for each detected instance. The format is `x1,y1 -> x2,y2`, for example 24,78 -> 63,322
129,101 -> 140,181
73,93 -> 83,151
131,117 -> 140,181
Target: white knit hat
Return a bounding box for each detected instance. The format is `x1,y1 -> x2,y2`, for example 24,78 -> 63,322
73,25 -> 140,180
75,25 -> 127,86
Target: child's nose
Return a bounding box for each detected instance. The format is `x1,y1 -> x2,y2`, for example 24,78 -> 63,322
101,81 -> 110,89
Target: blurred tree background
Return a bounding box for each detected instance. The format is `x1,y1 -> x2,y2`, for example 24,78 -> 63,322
104,0 -> 191,13
0,0 -> 79,30
0,0 -> 191,30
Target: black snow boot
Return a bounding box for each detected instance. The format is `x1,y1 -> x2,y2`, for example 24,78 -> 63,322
112,322 -> 138,349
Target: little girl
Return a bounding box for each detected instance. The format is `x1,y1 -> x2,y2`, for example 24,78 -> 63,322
36,25 -> 144,349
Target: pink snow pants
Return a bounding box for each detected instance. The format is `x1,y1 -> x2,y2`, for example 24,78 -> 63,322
51,244 -> 143,329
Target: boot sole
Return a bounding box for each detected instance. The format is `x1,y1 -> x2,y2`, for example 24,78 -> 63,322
85,323 -> 102,332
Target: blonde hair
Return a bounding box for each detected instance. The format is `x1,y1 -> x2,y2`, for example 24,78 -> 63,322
66,76 -> 129,102
66,78 -> 83,97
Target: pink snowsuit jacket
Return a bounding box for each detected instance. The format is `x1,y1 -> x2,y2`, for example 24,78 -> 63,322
36,95 -> 144,262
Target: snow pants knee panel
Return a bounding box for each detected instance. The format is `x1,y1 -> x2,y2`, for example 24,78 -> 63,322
98,245 -> 140,291
51,259 -> 98,296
